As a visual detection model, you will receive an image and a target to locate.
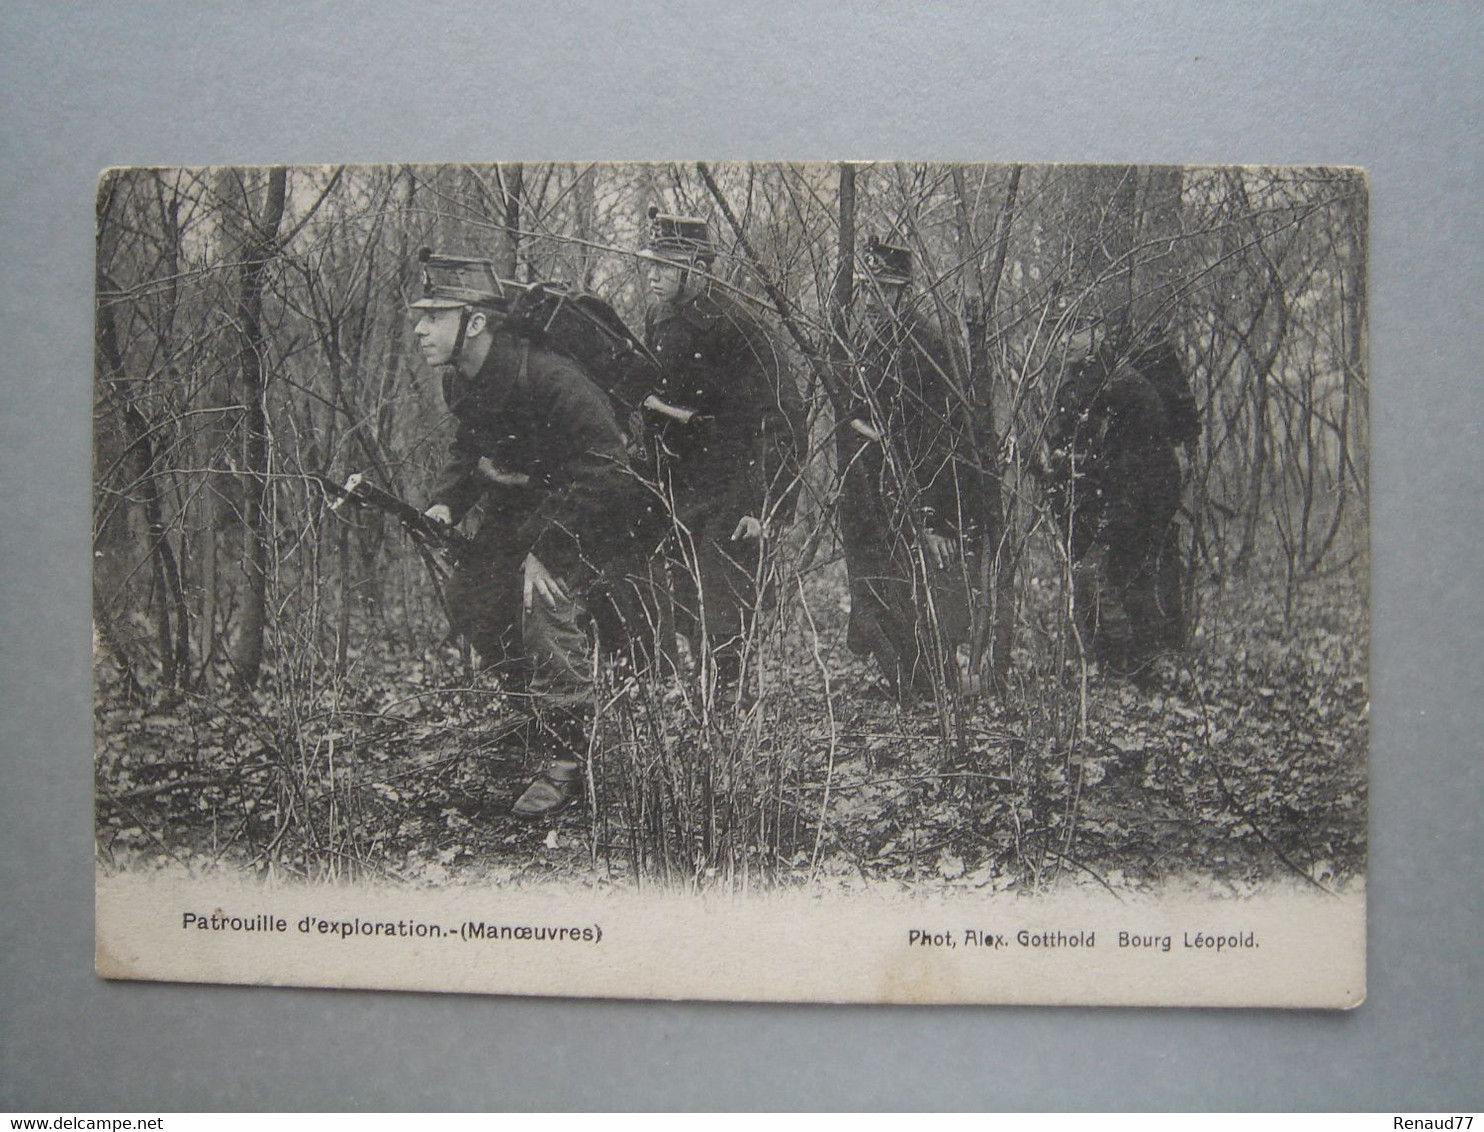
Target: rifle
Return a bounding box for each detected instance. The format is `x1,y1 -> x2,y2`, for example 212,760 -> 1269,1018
320,472 -> 471,559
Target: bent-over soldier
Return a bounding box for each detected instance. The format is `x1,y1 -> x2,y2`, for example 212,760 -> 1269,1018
622,208 -> 805,702
839,236 -> 988,700
411,249 -> 646,817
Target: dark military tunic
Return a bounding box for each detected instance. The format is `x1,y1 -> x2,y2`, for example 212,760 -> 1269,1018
1045,352 -> 1186,673
853,314 -> 985,538
840,312 -> 986,696
1129,337 -> 1201,450
640,288 -> 803,529
634,287 -> 805,672
429,331 -> 646,669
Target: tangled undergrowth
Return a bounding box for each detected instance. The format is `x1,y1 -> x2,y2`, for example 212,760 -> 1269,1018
95,546 -> 1366,898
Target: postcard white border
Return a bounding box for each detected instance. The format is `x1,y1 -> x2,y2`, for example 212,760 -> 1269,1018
97,870 -> 1364,1008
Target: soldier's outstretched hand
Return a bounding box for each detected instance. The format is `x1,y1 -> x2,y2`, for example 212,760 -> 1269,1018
423,503 -> 453,526
925,531 -> 955,570
523,552 -> 569,612
730,515 -> 763,542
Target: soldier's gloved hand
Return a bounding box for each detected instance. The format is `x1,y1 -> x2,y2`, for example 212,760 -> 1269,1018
423,504 -> 453,527
924,531 -> 955,570
476,457 -> 532,487
523,553 -> 570,613
642,393 -> 707,427
730,515 -> 763,542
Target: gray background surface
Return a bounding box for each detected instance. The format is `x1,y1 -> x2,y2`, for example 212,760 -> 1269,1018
2,0 -> 1479,1111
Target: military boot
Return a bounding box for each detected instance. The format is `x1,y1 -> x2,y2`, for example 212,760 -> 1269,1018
510,759 -> 583,818
511,711 -> 589,819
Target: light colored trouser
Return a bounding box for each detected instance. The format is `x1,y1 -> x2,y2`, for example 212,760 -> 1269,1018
520,586 -> 597,765
522,587 -> 595,712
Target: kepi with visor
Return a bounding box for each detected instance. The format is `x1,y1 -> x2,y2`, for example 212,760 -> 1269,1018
642,206 -> 714,262
409,247 -> 517,311
858,235 -> 913,287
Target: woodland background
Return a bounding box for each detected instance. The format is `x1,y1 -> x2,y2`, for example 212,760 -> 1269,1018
92,162 -> 1368,894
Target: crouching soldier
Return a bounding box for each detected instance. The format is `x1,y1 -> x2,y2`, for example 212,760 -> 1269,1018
1042,312 -> 1185,681
839,236 -> 986,701
410,249 -> 646,817
624,208 -> 805,703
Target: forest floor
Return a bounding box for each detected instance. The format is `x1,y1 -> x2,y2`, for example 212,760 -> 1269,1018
94,545 -> 1368,899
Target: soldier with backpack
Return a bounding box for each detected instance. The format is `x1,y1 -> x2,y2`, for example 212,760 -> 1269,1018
411,249 -> 648,817
1041,310 -> 1191,681
627,208 -> 806,704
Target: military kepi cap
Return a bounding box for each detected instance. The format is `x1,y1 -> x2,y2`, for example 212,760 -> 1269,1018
409,247 -> 515,311
859,235 -> 912,286
644,206 -> 714,260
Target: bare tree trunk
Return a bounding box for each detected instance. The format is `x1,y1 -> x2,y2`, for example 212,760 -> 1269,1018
1132,165 -> 1185,326
152,174 -> 194,686
95,179 -> 190,693
573,165 -> 596,289
830,164 -> 855,361
230,167 -> 288,688
827,162 -> 861,513
97,307 -> 189,692
956,165 -> 1020,692
497,163 -> 523,279
1231,203 -> 1290,579
200,498 -> 218,680
1062,165 -> 1140,323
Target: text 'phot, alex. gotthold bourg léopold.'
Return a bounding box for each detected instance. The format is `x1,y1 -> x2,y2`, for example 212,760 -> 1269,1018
93,163 -> 1367,893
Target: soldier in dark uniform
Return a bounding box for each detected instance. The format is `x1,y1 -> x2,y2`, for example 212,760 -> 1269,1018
1042,312 -> 1186,678
839,237 -> 986,700
1125,325 -> 1200,648
411,249 -> 645,817
623,208 -> 805,702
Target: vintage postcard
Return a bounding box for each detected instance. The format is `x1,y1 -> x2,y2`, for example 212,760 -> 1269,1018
93,162 -> 1367,1006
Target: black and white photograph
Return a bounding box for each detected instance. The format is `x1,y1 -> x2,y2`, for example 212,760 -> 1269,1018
92,161 -> 1367,1005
